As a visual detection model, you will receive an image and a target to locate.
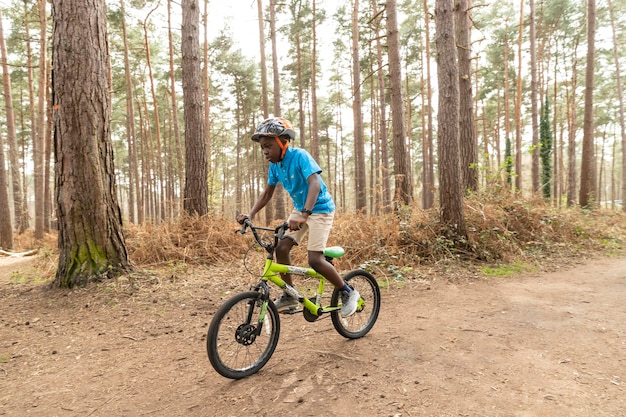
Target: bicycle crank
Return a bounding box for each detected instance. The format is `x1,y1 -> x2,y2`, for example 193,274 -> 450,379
302,297 -> 321,322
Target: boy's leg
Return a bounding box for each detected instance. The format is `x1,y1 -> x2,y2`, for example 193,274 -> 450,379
305,213 -> 345,288
275,237 -> 295,286
307,213 -> 360,317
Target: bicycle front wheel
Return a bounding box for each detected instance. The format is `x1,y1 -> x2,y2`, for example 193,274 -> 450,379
331,269 -> 381,339
207,291 -> 280,379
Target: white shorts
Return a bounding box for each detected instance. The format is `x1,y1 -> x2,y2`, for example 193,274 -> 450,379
284,210 -> 335,252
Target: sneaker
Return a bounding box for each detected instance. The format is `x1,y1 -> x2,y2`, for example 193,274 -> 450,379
341,289 -> 360,317
273,293 -> 298,312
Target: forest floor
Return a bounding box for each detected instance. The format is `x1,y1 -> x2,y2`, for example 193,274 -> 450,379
0,254 -> 625,417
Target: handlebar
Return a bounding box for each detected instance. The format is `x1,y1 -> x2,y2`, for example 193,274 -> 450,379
236,219 -> 289,253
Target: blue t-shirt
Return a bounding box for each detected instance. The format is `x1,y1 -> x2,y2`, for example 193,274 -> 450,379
268,147 -> 335,213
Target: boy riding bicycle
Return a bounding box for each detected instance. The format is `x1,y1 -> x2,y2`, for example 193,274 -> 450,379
236,117 -> 360,317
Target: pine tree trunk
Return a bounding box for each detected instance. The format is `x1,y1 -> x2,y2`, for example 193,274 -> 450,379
181,0 -> 208,216
579,0 -> 596,208
167,0 -> 184,218
608,0 -> 626,212
530,0 -> 540,194
386,0 -> 412,206
514,0 -> 524,192
372,0 -> 391,210
456,0 -> 478,192
269,0 -> 285,220
36,0 -> 48,234
52,0 -> 131,287
352,0 -> 367,212
25,7 -> 44,238
422,0 -> 435,209
435,0 -> 467,238
143,7 -> 165,221
310,0 -> 320,161
257,0 -> 274,224
0,8 -> 26,233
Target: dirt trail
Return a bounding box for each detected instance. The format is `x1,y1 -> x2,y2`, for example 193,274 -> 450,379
1,255 -> 625,417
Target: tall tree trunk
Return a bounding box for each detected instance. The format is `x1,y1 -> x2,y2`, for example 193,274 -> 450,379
257,0 -> 274,225
372,0 -> 391,210
422,0 -> 435,209
435,0 -> 467,238
352,0 -> 367,212
143,7 -> 165,221
0,8 -> 26,233
258,0 -> 269,119
44,76 -> 53,231
52,0 -> 131,287
269,0 -> 285,220
566,38 -> 579,207
25,6 -> 43,238
503,28 -> 511,186
514,0 -> 524,192
167,0 -> 184,218
386,0 -> 412,206
181,0 -> 208,216
456,0 -> 477,193
36,0 -> 48,234
579,0 -> 595,208
529,0 -> 540,194
608,0 -> 626,212
203,0 -> 214,208
310,0 -> 320,161
0,128 -> 12,248
119,0 -> 140,223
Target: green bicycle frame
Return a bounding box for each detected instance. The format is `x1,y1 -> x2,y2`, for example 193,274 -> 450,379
260,258 -> 340,317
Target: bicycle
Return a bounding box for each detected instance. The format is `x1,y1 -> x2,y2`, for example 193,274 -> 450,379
206,219 -> 381,379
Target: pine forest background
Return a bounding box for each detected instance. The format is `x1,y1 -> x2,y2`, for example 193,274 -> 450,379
1,0 -> 625,244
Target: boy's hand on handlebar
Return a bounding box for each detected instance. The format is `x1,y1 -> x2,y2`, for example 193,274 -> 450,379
288,214 -> 306,231
236,214 -> 249,225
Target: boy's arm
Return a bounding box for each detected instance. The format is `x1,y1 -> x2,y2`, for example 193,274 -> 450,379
303,173 -> 321,213
288,173 -> 321,230
237,185 -> 276,224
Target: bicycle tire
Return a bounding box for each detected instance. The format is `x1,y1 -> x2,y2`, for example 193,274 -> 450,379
207,291 -> 280,379
330,269 -> 381,339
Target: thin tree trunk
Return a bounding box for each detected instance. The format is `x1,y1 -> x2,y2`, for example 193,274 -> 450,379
25,6 -> 44,238
257,0 -> 274,225
456,0 -> 477,192
143,6 -> 165,221
352,0 -> 367,212
0,8 -> 26,233
0,133 -> 12,248
36,0 -> 48,234
579,0 -> 595,208
386,0 -> 412,206
608,0 -> 626,212
167,0 -> 184,218
566,67 -> 577,207
422,0 -> 435,209
269,0 -> 285,220
119,0 -> 139,223
44,75 -> 53,231
310,0 -> 320,161
372,0 -> 391,210
514,0 -> 524,192
503,25 -> 511,185
530,0 -> 539,194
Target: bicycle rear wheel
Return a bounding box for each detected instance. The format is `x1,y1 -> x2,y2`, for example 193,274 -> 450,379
207,291 -> 280,379
331,269 -> 381,339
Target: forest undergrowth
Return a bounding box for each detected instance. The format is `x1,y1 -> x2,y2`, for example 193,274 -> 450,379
13,191 -> 626,286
